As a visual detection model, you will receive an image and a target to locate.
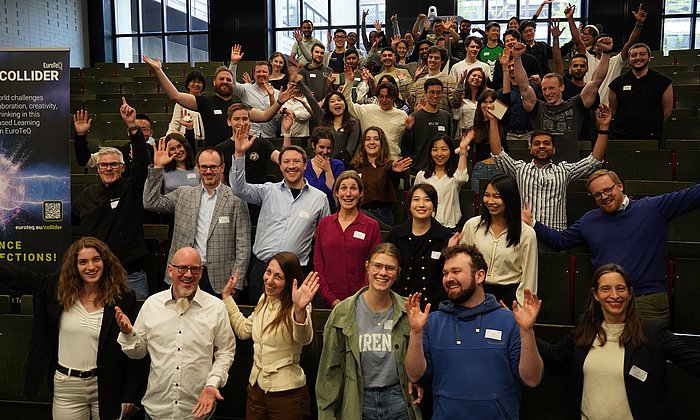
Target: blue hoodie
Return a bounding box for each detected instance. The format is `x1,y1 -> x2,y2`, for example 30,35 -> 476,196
418,294 -> 524,420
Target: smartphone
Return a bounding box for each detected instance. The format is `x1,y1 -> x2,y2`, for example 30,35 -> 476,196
487,99 -> 508,120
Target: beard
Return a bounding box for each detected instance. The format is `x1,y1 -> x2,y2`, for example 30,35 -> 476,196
446,277 -> 477,305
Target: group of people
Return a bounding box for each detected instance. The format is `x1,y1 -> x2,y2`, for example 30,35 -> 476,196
8,3 -> 699,420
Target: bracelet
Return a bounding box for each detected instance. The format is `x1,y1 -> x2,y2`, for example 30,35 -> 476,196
127,125 -> 140,133
598,129 -> 609,135
276,99 -> 284,106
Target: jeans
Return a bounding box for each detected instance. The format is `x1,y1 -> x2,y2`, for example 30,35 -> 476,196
52,370 -> 99,420
127,269 -> 149,300
363,383 -> 410,420
470,161 -> 503,192
365,206 -> 395,227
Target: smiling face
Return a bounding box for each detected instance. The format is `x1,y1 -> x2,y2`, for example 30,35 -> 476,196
328,94 -> 346,117
347,32 -> 357,47
581,28 -> 596,46
228,108 -> 250,132
508,18 -> 519,30
344,53 -> 359,69
214,69 -> 233,97
270,55 -> 285,73
263,258 -> 287,299
530,134 -> 555,162
522,26 -> 536,43
427,51 -> 442,72
77,247 -> 104,286
312,45 -> 325,65
335,178 -> 362,211
418,43 -> 430,60
168,248 -> 202,300
480,95 -> 496,119
504,34 -> 518,49
589,174 -> 625,213
541,76 -> 564,105
569,57 -> 589,80
466,40 -> 480,59
396,42 -> 407,57
593,272 -> 631,323
187,78 -> 203,95
314,137 -> 333,159
167,139 -> 187,162
468,69 -> 484,88
487,26 -> 500,42
410,187 -> 435,222
366,252 -> 400,293
483,183 -> 505,217
97,152 -> 124,186
253,63 -> 270,85
280,149 -> 305,188
196,149 -> 224,190
376,87 -> 395,111
381,50 -> 395,68
301,21 -> 313,38
431,139 -> 450,169
363,129 -> 382,158
460,20 -> 471,33
629,46 -> 650,71
443,253 -> 482,305
425,84 -> 443,108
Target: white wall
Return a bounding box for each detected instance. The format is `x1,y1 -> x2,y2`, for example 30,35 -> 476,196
0,0 -> 89,67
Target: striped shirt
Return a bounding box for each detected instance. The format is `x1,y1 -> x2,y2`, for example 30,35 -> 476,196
493,151 -> 602,230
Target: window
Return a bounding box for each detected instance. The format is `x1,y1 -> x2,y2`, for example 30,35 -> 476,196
114,0 -> 209,64
662,0 -> 697,54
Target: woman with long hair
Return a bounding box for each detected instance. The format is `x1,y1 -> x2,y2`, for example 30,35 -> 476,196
537,264 -> 700,419
0,237 -> 142,419
414,133 -> 470,229
317,243 -> 423,420
452,174 -> 537,306
350,126 -> 412,227
268,52 -> 290,91
453,67 -> 488,134
468,88 -> 508,191
221,252 -> 319,420
303,127 -> 345,212
386,183 -> 453,310
314,170 -> 382,308
168,69 -> 206,144
157,132 -> 199,193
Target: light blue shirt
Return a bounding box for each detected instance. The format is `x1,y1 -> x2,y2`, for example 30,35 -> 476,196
230,64 -> 279,138
229,156 -> 330,265
195,183 -> 220,264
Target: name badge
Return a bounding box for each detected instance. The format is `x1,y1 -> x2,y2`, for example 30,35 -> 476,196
186,173 -> 197,179
384,320 -> 393,330
219,216 -> 230,224
431,251 -> 441,260
310,73 -> 317,78
623,85 -> 632,91
110,198 -> 120,209
354,77 -> 361,82
485,329 -> 502,341
299,211 -> 310,219
483,51 -> 490,56
353,231 -> 366,240
437,125 -> 446,132
629,365 -> 648,382
214,109 -> 223,115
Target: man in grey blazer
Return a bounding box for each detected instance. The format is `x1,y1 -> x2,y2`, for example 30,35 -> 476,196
143,142 -> 251,297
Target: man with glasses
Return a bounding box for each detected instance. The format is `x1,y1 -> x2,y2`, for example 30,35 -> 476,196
143,144 -> 251,298
324,29 -> 348,74
528,169 -> 700,320
117,246 -> 235,420
72,97 -> 150,299
404,46 -> 462,113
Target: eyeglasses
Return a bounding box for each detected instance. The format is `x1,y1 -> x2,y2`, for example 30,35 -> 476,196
597,285 -> 629,294
97,162 -> 123,169
170,264 -> 203,275
198,164 -> 221,172
592,184 -> 617,200
369,261 -> 398,274
425,90 -> 443,96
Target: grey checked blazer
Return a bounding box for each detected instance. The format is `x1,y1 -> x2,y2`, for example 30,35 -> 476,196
143,167 -> 251,293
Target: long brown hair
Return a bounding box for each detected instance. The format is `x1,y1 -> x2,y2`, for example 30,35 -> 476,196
163,132 -> 196,171
57,237 -> 129,309
256,251 -> 305,336
350,126 -> 391,169
574,264 -> 647,348
472,89 -> 504,144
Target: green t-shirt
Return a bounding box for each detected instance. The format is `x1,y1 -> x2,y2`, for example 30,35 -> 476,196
479,45 -> 504,76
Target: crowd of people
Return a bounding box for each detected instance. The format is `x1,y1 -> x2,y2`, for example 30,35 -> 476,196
4,2 -> 700,419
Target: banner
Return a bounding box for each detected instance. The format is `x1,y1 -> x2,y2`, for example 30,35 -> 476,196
0,49 -> 71,273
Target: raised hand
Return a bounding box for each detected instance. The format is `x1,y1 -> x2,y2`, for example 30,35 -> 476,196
564,4 -> 575,19
314,154 -> 331,173
241,71 -> 253,84
391,14 -> 398,23
414,65 -> 426,80
405,114 -> 416,130
230,44 -> 244,65
499,46 -> 512,68
444,16 -> 456,31
282,108 -> 295,134
222,271 -> 239,300
528,74 -> 542,86
73,109 -> 92,136
264,82 -> 275,96
142,55 -> 162,71
414,97 -> 426,112
459,69 -> 470,85
391,156 -> 413,173
193,386 -> 223,419
521,202 -> 534,226
114,306 -> 133,334
596,36 -> 613,53
233,122 -> 256,155
362,9 -> 369,21
550,19 -> 563,38
632,3 -> 647,24
178,108 -> 194,130
292,271 -> 319,310
405,293 -> 430,332
119,96 -> 136,126
459,129 -> 474,151
293,29 -> 303,43
374,20 -> 382,33
277,84 -> 296,104
391,34 -> 401,48
361,67 -> 373,82
326,72 -> 337,87
595,103 -> 611,128
344,63 -> 355,84
423,17 -> 431,31
152,137 -> 175,168
447,231 -> 464,248
512,42 -> 527,58
512,288 -> 541,332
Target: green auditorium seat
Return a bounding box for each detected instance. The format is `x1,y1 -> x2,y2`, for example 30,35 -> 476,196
674,150 -> 700,182
649,52 -> 675,66
121,63 -> 153,78
625,180 -> 695,196
121,80 -> 160,95
0,295 -> 10,314
673,258 -> 700,334
669,108 -> 695,118
536,251 -> 572,324
671,50 -> 700,66
651,64 -> 689,74
84,80 -> 123,95
665,139 -> 700,150
566,191 -> 595,224
606,139 -> 659,151
572,250 -> 594,320
663,116 -> 700,139
669,208 -> 700,243
666,71 -> 700,85
163,62 -> 190,77
604,149 -> 673,181
674,91 -> 700,113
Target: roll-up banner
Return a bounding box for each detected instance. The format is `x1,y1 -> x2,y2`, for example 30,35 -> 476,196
0,48 -> 71,274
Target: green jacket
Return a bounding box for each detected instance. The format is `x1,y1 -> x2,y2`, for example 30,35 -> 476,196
316,287 -> 422,420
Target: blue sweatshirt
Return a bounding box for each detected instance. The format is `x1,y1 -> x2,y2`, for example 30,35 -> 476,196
419,295 -> 524,420
534,184 -> 700,295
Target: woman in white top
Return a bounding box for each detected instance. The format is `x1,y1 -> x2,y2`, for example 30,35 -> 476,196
453,67 -> 487,135
414,133 -> 470,229
168,70 -> 206,143
221,252 -> 318,420
282,80 -> 313,138
451,174 -> 537,306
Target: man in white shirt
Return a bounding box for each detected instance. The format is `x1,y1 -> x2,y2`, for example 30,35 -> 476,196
116,247 -> 235,420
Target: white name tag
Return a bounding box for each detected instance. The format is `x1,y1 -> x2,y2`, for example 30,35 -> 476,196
214,109 -> 222,114
431,251 -> 441,260
623,85 -> 632,91
310,73 -> 317,78
437,125 -> 446,132
484,329 -> 502,341
299,211 -> 310,219
110,199 -> 119,209
629,365 -> 648,382
219,216 -> 230,224
483,51 -> 490,56
384,320 -> 393,330
353,231 -> 366,240
186,173 -> 197,179
354,77 -> 361,82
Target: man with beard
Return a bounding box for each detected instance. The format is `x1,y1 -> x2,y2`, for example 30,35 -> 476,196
229,132 -> 330,304
374,47 -> 412,86
301,42 -> 333,102
289,19 -> 321,68
404,46 -> 462,113
143,146 -> 251,298
608,43 -> 673,140
144,55 -> 286,147
116,247 -> 235,420
491,104 -> 611,230
405,244 -> 543,419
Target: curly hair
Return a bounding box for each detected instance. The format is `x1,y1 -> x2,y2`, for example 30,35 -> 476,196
163,132 -> 196,171
350,126 -> 391,169
256,252 -> 306,336
57,237 -> 129,309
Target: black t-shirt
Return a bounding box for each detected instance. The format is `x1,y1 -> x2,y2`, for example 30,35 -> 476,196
609,69 -> 672,140
196,94 -> 238,147
563,78 -> 599,142
327,51 -> 345,73
529,95 -> 587,163
215,136 -> 276,185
